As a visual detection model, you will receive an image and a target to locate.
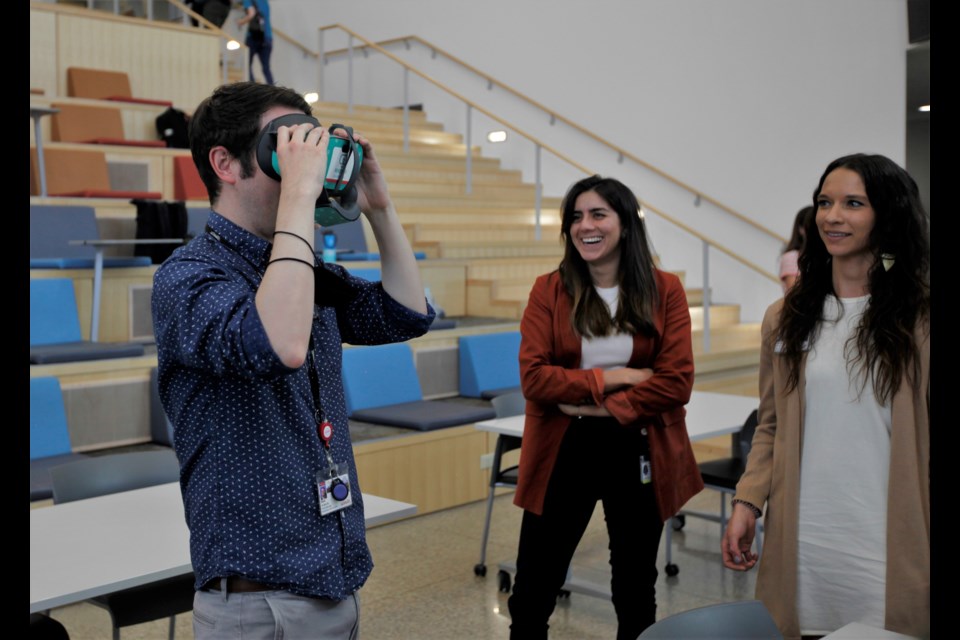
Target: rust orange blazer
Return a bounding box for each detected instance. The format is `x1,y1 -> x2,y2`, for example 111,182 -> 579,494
514,269 -> 703,520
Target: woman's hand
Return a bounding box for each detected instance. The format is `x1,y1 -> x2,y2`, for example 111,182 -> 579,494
721,502 -> 760,571
558,403 -> 611,418
602,367 -> 654,392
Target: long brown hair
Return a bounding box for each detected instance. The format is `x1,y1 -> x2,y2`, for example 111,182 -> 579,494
778,154 -> 930,402
558,175 -> 659,338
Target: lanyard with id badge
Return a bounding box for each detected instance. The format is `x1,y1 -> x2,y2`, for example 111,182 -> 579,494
308,350 -> 353,516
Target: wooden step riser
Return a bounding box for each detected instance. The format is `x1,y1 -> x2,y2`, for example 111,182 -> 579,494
437,245 -> 564,259
389,182 -> 544,200
411,228 -> 563,243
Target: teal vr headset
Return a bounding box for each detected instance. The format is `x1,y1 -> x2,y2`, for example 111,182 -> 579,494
255,113 -> 364,226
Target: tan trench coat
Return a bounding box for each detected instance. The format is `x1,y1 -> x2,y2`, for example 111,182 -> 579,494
734,299 -> 930,640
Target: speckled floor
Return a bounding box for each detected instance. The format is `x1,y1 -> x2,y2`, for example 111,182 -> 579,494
40,490 -> 757,639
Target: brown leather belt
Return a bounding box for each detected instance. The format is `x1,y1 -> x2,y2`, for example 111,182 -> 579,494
203,576 -> 272,593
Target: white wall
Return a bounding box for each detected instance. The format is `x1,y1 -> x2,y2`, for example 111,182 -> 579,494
269,0 -> 909,322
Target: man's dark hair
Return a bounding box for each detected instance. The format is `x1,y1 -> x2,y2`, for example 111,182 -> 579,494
189,81 -> 311,204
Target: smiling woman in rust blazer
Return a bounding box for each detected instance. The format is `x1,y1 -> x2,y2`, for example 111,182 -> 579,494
507,175 -> 701,640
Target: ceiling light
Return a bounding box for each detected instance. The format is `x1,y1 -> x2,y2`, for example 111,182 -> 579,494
226,40 -> 240,50
304,92 -> 319,104
918,104 -> 930,112
487,130 -> 507,143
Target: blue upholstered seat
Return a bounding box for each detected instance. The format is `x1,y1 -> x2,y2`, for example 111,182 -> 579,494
30,376 -> 88,501
345,267 -> 382,282
458,331 -> 522,398
30,204 -> 153,269
186,207 -> 211,240
316,219 -> 425,261
342,343 -> 495,431
30,278 -> 145,364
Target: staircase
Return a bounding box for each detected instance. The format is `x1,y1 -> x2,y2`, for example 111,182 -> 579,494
311,100 -> 761,395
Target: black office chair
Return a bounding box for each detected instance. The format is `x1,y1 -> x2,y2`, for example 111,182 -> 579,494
637,599 -> 782,639
664,409 -> 762,576
474,391 -> 524,583
49,450 -> 194,640
29,612 -> 70,639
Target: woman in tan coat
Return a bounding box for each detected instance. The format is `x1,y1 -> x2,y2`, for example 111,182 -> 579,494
722,154 -> 930,640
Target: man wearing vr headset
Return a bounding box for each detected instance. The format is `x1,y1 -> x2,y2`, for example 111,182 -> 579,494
151,81 -> 434,639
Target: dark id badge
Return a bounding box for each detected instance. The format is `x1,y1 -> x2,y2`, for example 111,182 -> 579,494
317,462 -> 353,516
640,455 -> 652,484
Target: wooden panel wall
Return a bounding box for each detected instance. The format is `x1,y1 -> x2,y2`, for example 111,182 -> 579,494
30,2 -> 222,110
353,426 -> 492,516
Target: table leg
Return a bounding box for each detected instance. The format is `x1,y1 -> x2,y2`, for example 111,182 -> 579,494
32,115 -> 48,198
91,249 -> 104,342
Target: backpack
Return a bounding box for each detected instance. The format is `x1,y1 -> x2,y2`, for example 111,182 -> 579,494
155,107 -> 190,149
248,5 -> 266,41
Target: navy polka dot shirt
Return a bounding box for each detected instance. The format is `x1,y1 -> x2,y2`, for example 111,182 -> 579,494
151,211 -> 434,598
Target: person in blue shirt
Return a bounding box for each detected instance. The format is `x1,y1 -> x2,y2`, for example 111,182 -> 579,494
151,81 -> 434,639
238,0 -> 274,85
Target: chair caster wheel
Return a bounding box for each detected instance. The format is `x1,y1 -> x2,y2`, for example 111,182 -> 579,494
498,570 -> 512,593
665,563 -> 679,577
671,515 -> 686,531
474,564 -> 487,577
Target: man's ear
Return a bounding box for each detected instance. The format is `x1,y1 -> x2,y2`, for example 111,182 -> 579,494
209,146 -> 240,185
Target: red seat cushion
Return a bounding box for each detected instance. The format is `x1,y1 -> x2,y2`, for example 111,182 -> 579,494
174,156 -> 208,201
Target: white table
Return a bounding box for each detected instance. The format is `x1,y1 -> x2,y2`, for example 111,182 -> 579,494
30,105 -> 60,198
822,622 -> 920,639
475,390 -> 758,442
30,482 -> 416,614
474,390 -> 759,600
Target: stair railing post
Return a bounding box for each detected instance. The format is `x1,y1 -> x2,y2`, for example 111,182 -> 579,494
465,104 -> 473,195
403,68 -> 410,154
347,36 -> 354,114
534,144 -> 542,241
317,30 -> 325,102
702,240 -> 711,353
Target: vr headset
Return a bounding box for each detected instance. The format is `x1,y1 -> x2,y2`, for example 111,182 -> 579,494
255,113 -> 364,226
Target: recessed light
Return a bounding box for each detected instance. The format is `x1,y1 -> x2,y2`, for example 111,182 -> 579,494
487,130 -> 507,143
304,92 -> 319,104
226,40 -> 241,51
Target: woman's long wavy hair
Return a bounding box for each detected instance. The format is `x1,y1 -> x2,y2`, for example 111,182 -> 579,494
558,175 -> 659,338
778,154 -> 930,402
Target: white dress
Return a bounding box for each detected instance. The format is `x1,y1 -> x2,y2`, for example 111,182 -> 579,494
796,294 -> 892,635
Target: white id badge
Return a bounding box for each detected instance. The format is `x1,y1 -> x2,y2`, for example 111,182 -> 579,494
317,464 -> 353,516
640,455 -> 652,484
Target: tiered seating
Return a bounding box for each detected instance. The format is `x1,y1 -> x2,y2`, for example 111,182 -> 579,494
66,66 -> 173,107
29,146 -> 162,199
458,331 -> 522,399
30,376 -> 90,502
342,343 -> 496,431
30,278 -> 146,364
50,102 -> 167,147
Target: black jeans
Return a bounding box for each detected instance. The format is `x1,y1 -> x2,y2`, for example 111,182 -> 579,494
248,38 -> 274,85
508,416 -> 663,640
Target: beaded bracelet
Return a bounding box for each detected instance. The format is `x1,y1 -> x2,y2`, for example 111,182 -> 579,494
732,498 -> 762,519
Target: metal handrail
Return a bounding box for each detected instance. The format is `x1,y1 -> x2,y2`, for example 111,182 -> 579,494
312,24 -> 780,351
315,25 -> 779,278
321,33 -> 787,246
